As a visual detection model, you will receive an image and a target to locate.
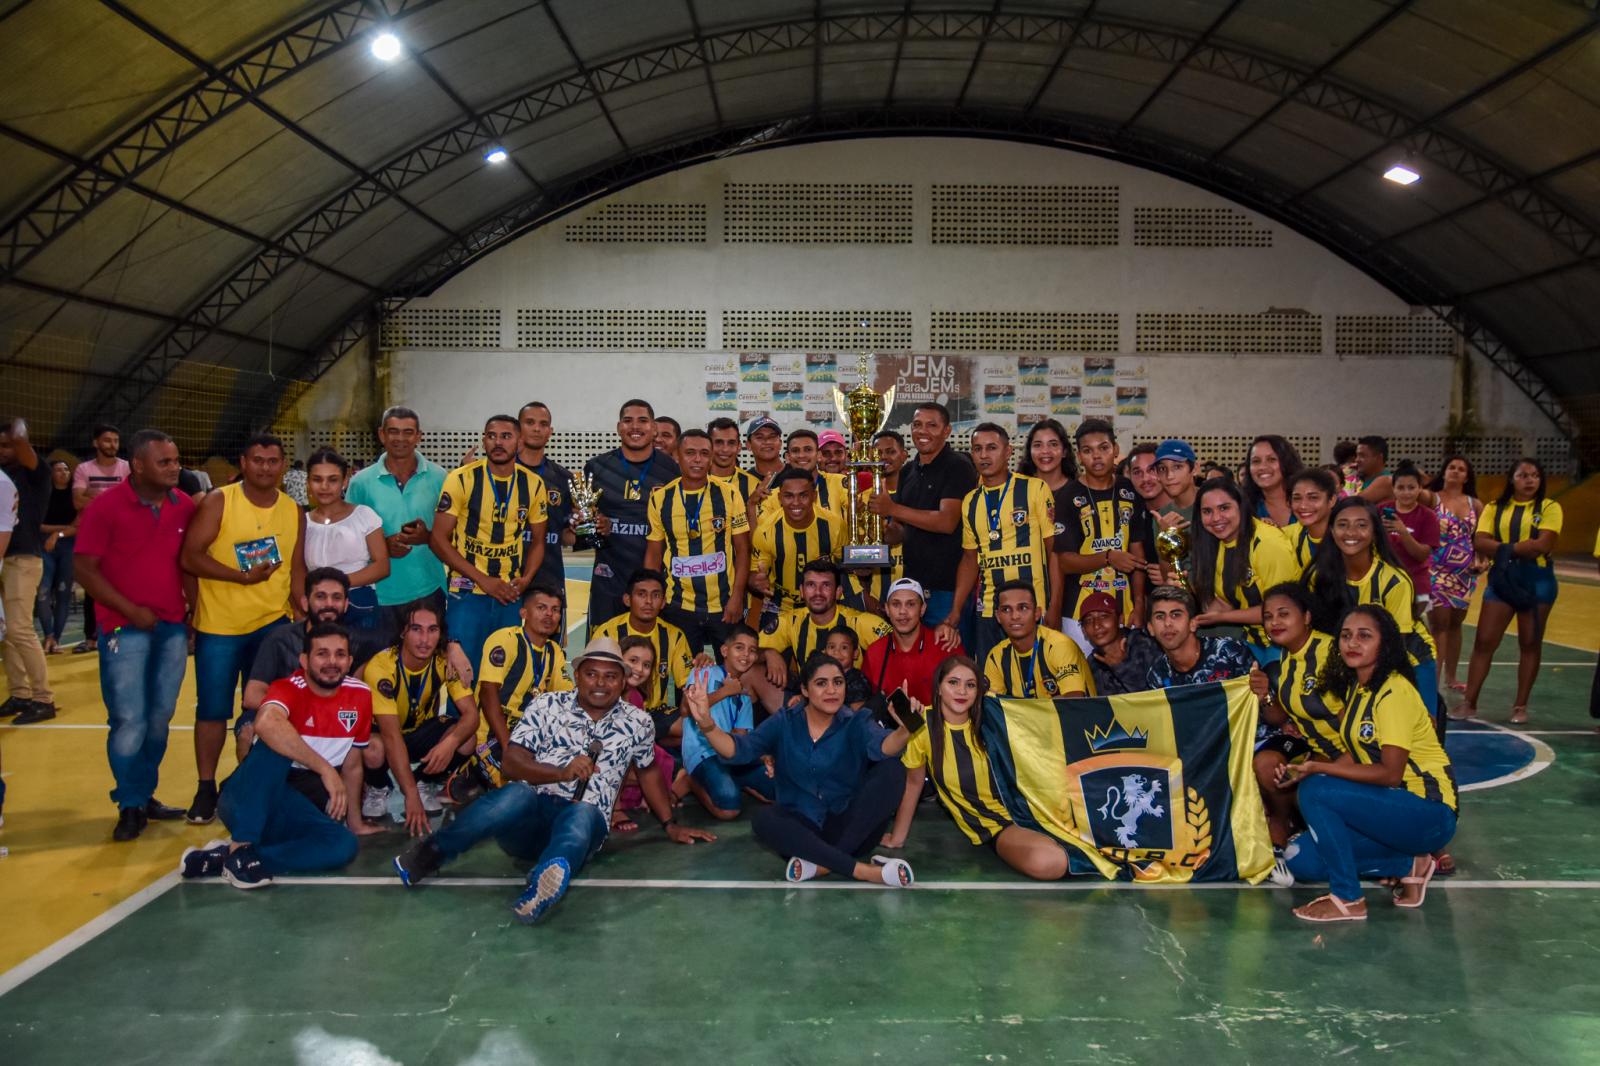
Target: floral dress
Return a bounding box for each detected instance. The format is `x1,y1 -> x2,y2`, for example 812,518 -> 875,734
1430,500 -> 1478,610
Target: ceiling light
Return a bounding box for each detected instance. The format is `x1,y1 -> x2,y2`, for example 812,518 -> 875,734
370,32 -> 402,62
1383,164 -> 1420,186
484,146 -> 509,165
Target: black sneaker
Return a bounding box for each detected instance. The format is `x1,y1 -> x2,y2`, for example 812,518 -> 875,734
112,807 -> 146,842
393,839 -> 443,887
185,784 -> 218,825
0,696 -> 27,718
179,840 -> 230,879
12,701 -> 57,724
222,846 -> 272,890
144,799 -> 185,821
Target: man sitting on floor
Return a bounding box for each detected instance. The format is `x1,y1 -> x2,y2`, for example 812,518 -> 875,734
983,581 -> 1094,699
180,622 -> 378,889
760,559 -> 889,689
1144,585 -> 1255,689
391,637 -> 715,925
1078,590 -> 1163,696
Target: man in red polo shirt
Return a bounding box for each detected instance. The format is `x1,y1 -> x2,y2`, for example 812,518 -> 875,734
74,429 -> 197,842
861,578 -> 960,705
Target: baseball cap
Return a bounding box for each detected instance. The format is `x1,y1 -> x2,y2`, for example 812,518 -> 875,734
1154,439 -> 1196,464
746,414 -> 781,437
885,577 -> 925,602
1077,591 -> 1120,621
571,636 -> 626,671
817,429 -> 846,449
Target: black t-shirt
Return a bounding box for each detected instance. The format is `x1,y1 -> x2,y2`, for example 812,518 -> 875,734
585,447 -> 679,589
520,455 -> 575,594
893,445 -> 977,590
248,622 -> 389,688
44,486 -> 76,527
177,468 -> 203,496
2,461 -> 51,557
1054,477 -> 1150,556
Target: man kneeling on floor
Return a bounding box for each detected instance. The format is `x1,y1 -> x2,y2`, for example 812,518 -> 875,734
392,637 -> 716,924
180,622 -> 379,888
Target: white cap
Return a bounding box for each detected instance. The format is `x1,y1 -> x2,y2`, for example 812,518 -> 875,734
885,577 -> 925,602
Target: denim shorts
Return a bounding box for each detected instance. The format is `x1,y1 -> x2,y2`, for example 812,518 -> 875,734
1483,565 -> 1559,607
195,618 -> 290,722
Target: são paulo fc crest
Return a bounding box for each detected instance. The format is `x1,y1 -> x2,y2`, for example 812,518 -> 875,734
488,646 -> 507,668
1011,508 -> 1027,526
436,493 -> 452,512
376,678 -> 396,698
337,709 -> 358,732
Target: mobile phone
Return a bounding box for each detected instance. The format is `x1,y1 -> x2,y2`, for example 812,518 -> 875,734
872,689 -> 925,734
1380,507 -> 1397,522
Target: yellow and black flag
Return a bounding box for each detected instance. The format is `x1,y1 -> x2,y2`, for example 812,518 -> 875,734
979,677 -> 1273,884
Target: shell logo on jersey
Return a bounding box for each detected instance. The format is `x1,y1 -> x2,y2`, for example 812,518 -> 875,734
488,646 -> 507,668
437,492 -> 453,512
376,678 -> 396,698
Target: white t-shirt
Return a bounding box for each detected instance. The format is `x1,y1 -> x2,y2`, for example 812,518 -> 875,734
0,471 -> 17,533
303,504 -> 383,576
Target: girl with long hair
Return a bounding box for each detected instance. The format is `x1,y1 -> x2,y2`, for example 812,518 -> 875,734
1187,477 -> 1301,663
304,448 -> 390,629
1277,605 -> 1457,923
1305,497 -> 1441,720
1383,461 -> 1440,616
1287,468 -> 1337,572
1241,435 -> 1304,528
1455,458 -> 1562,724
1422,454 -> 1483,691
881,655 -> 1073,879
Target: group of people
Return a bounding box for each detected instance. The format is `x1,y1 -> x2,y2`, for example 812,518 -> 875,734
0,399 -> 1584,927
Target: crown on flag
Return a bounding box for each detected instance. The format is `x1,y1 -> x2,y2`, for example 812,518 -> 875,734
1085,718 -> 1150,752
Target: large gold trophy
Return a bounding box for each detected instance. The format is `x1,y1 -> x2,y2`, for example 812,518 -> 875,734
833,353 -> 896,569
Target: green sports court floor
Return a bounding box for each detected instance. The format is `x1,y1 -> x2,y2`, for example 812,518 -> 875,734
1,565 -> 1596,1064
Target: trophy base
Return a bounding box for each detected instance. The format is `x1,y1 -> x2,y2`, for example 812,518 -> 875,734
841,544 -> 892,570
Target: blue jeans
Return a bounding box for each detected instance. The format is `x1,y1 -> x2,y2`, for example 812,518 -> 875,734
194,618 -> 290,721
433,782 -> 608,875
445,591 -> 520,676
99,621 -> 189,809
1414,658 -> 1439,719
37,535 -> 74,643
691,758 -> 776,813
345,585 -> 380,631
1285,774 -> 1457,901
218,746 -> 358,875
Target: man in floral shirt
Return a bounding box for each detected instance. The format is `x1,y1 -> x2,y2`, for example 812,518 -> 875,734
1144,586 -> 1254,689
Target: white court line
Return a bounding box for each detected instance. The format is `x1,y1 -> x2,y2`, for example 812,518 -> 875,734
209,875 -> 1600,892
1492,660 -> 1594,666
1457,719 -> 1557,792
0,872 -> 180,998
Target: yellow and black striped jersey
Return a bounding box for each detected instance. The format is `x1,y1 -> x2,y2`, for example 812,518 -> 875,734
1343,558 -> 1438,664
1055,477 -> 1144,622
901,717 -> 1011,846
1339,675 -> 1457,811
960,474 -> 1055,617
759,605 -> 890,670
363,647 -> 473,734
477,625 -> 573,733
437,460 -> 548,594
1477,498 -> 1563,570
983,628 -> 1095,699
711,468 -> 763,507
1206,524 -> 1300,645
591,613 -> 695,697
1291,525 -> 1322,573
646,478 -> 749,614
758,470 -> 847,525
752,509 -> 843,611
1272,631 -> 1344,761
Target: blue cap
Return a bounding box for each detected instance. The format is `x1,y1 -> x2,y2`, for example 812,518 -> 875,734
746,414 -> 781,437
1154,439 -> 1196,464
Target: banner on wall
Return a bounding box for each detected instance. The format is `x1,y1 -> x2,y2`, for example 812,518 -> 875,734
717,353 -> 1148,434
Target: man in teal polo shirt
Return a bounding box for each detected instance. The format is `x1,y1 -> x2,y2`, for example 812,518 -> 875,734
347,406 -> 447,635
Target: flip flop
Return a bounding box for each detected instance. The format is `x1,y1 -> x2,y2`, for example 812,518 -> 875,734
1293,894 -> 1367,923
611,815 -> 639,832
1447,681 -> 1467,692
1447,705 -> 1477,721
1395,855 -> 1438,908
1508,706 -> 1529,724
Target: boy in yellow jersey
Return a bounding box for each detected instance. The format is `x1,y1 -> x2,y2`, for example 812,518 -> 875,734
1056,418 -> 1147,626
592,569 -> 699,729
754,429 -> 847,525
431,415 -> 549,672
450,583 -> 573,799
851,430 -> 908,613
364,603 -> 479,837
181,432 -> 306,825
644,429 -> 751,654
707,417 -> 763,505
749,467 -> 844,620
984,581 -> 1094,699
736,415 -> 787,526
760,559 -> 890,687
940,423 -> 1057,663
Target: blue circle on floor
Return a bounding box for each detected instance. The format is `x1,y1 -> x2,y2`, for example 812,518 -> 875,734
1445,725 -> 1542,789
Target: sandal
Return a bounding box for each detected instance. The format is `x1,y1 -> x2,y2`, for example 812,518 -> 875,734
1447,681 -> 1466,692
1434,852 -> 1456,877
1447,704 -> 1477,721
1508,706 -> 1528,724
1394,855 -> 1438,908
611,814 -> 639,832
1293,894 -> 1367,923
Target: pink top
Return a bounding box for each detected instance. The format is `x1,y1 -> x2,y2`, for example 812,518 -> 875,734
1387,503 -> 1440,596
72,457 -> 129,500
74,479 -> 196,630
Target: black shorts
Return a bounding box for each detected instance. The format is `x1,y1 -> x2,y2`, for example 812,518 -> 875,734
1255,733 -> 1311,761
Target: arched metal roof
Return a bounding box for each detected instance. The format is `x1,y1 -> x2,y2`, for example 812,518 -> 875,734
2,1 -> 1597,460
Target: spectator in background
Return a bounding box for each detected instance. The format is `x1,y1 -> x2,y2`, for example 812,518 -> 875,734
1422,456 -> 1483,693
346,406 -> 448,637
38,459 -> 76,654
653,416 -> 682,462
1353,436 -> 1392,502
71,423 -> 128,654
0,417 -> 57,723
1242,435 -> 1304,528
1383,462 -> 1439,617
303,449 -> 389,631
1332,440 -> 1359,495
282,458 -> 309,508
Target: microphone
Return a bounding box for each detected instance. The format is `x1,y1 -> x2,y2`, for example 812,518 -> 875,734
571,739 -> 604,804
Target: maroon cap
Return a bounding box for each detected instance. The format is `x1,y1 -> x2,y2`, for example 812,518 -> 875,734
1077,591 -> 1119,621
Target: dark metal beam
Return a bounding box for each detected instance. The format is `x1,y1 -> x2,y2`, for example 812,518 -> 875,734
954,0 -> 1004,109
882,1 -> 916,107
543,1 -> 631,153
1116,0 -> 1244,134
407,46 -> 547,195
1452,255 -> 1600,301
1021,0 -> 1098,117
684,0 -> 726,129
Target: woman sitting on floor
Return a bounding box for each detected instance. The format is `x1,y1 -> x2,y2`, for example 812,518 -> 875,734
683,651 -> 915,887
1277,604 -> 1458,923
880,655 -> 1074,880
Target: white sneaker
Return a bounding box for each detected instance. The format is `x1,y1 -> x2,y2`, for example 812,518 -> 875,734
1268,855 -> 1295,887
361,785 -> 391,820
416,780 -> 443,814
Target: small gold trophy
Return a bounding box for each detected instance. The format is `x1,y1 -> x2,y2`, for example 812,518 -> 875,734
833,353 -> 897,569
570,472 -> 603,540
1154,524 -> 1192,597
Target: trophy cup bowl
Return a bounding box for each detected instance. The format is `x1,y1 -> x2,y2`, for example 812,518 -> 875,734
835,354 -> 896,570
570,472 -> 603,540
1154,524 -> 1192,595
